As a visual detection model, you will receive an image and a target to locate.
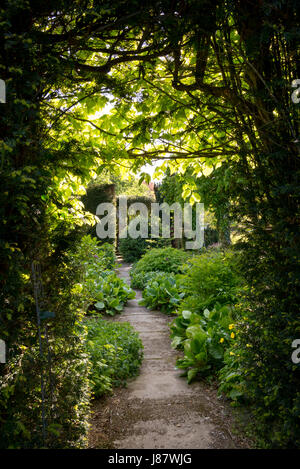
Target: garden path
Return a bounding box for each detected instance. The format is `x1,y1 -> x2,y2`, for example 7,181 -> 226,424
89,262 -> 247,449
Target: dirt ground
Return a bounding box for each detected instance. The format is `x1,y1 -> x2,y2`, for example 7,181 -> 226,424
88,263 -> 250,449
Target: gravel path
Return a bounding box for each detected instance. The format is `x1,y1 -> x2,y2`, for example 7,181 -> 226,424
89,262 -> 248,449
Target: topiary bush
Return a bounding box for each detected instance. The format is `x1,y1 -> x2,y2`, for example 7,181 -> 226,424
131,247 -> 190,276
81,182 -> 116,243
118,213 -> 171,263
118,236 -> 148,263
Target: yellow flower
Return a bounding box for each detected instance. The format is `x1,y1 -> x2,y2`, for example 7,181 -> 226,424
229,351 -> 235,356
231,332 -> 235,339
229,324 -> 234,330
219,338 -> 224,344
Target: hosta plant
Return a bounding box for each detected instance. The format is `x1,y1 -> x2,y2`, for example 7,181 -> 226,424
139,273 -> 184,314
90,271 -> 135,316
171,304 -> 235,383
130,270 -> 169,290
71,235 -> 135,316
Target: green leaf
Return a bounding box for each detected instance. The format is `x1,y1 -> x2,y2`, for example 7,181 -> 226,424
187,368 -> 198,384
182,310 -> 192,320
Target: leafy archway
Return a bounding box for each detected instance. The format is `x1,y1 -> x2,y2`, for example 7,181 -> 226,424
0,0 -> 299,448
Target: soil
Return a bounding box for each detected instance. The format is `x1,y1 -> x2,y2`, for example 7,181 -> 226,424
88,262 -> 250,449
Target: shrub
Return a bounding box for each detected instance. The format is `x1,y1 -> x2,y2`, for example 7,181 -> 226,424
0,254 -> 92,449
167,248 -> 243,383
85,319 -> 143,397
70,235 -> 135,316
139,273 -> 184,314
96,243 -> 116,270
118,236 -> 148,263
218,345 -> 247,402
175,296 -> 204,316
218,297 -> 300,448
81,182 -> 116,243
119,236 -> 171,263
180,249 -> 243,309
131,247 -> 190,276
71,235 -> 116,273
204,225 -> 219,246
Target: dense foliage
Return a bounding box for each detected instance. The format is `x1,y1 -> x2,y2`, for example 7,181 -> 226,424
119,235 -> 171,263
179,250 -> 242,310
155,171 -> 221,246
134,248 -> 242,383
71,235 -> 135,316
85,319 -> 143,398
130,270 -> 170,290
119,236 -> 149,263
0,0 -> 299,449
172,305 -> 234,383
90,272 -> 135,316
131,247 -> 190,276
140,273 -> 184,314
135,246 -> 241,313
71,235 -> 116,273
0,248 -> 92,448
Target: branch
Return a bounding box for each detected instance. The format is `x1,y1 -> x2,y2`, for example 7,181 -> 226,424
67,115 -> 118,137
125,147 -> 234,159
66,46 -> 172,75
